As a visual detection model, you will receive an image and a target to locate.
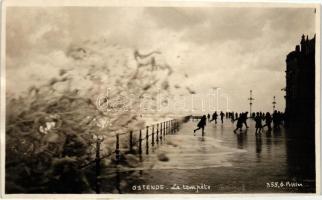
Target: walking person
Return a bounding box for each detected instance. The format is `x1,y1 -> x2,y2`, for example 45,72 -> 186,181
231,112 -> 235,122
207,113 -> 210,122
277,111 -> 283,127
255,112 -> 263,134
233,115 -> 243,133
242,112 -> 249,128
251,112 -> 255,119
262,112 -> 272,131
220,111 -> 225,124
194,115 -> 207,135
273,110 -> 279,130
211,112 -> 218,124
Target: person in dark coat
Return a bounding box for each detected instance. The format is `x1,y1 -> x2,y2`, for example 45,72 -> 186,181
233,115 -> 243,133
220,111 -> 225,124
231,112 -> 235,122
241,112 -> 249,128
194,115 -> 207,135
210,112 -> 218,124
273,110 -> 280,130
262,112 -> 272,131
255,112 -> 263,134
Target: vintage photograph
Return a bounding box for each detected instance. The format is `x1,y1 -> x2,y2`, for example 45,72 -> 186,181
2,2 -> 320,195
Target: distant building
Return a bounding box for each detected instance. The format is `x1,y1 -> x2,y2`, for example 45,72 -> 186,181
285,35 -> 315,135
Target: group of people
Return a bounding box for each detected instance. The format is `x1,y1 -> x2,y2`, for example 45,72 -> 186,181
193,110 -> 284,135
232,112 -> 249,133
253,111 -> 284,134
207,111 -> 226,124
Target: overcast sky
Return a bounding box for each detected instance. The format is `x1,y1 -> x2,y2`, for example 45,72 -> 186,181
6,6 -> 317,113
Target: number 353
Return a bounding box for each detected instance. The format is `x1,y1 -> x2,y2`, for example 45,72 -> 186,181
266,182 -> 284,188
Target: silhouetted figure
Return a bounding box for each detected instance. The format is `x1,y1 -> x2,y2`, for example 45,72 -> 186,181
211,112 -> 218,124
252,112 -> 255,118
220,111 -> 225,124
233,116 -> 243,133
273,110 -> 280,130
194,115 -> 207,135
261,112 -> 265,120
235,113 -> 238,120
241,112 -> 249,128
255,112 -> 263,134
231,112 -> 235,122
207,113 -> 210,122
280,112 -> 285,125
262,112 -> 272,131
277,111 -> 284,126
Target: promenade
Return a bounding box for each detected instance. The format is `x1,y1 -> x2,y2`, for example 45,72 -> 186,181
100,118 -> 315,193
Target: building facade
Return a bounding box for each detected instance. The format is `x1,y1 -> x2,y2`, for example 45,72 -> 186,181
285,35 -> 315,135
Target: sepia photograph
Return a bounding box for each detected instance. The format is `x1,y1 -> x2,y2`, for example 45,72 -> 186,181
1,1 -> 320,196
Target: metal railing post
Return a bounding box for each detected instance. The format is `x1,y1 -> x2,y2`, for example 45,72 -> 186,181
129,131 -> 133,152
146,126 -> 149,155
156,123 -> 159,144
139,130 -> 142,155
115,134 -> 120,162
95,139 -> 101,194
152,125 -> 155,146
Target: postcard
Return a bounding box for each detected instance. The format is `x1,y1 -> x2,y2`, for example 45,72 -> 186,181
1,0 -> 320,197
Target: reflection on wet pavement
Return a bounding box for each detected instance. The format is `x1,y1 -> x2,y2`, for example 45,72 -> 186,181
100,119 -> 315,193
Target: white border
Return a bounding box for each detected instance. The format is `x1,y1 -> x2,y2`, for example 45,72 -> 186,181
0,0 -> 320,199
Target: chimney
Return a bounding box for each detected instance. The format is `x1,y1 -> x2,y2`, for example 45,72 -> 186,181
295,45 -> 300,53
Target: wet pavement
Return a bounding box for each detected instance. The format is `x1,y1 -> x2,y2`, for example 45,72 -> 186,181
100,118 -> 316,194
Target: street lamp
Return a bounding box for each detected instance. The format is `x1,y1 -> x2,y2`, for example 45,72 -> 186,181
272,96 -> 277,112
248,90 -> 255,115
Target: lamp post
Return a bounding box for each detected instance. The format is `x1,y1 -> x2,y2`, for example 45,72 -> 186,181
248,90 -> 255,115
272,96 -> 277,112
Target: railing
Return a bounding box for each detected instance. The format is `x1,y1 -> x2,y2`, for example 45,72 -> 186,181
81,118 -> 182,193
114,119 -> 180,160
